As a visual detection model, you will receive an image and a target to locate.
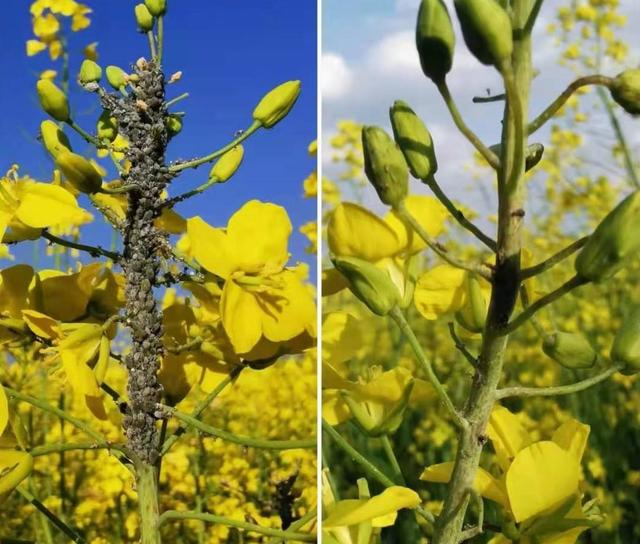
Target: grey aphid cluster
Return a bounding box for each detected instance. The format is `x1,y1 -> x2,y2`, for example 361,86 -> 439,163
101,60 -> 172,464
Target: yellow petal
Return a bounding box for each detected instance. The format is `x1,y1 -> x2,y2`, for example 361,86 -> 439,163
322,390 -> 352,426
552,419 -> 590,464
327,202 -> 401,261
487,405 -> 532,472
506,441 -> 580,522
414,265 -> 467,320
322,267 -> 348,296
0,265 -> 34,318
186,217 -> 236,278
0,450 -> 33,495
37,263 -> 101,321
21,310 -> 60,340
220,280 -> 263,354
322,312 -> 362,366
0,385 -> 8,438
26,39 -> 47,56
14,181 -> 89,229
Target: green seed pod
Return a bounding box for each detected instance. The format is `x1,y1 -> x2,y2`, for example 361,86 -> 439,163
253,80 -> 301,128
415,0 -> 456,83
79,59 -> 102,84
332,256 -> 401,316
389,100 -> 438,180
106,66 -> 128,90
611,305 -> 640,375
209,146 -> 244,182
362,125 -> 409,207
36,79 -> 70,122
542,332 -> 598,370
135,3 -> 154,31
97,110 -> 118,142
165,114 -> 183,137
456,274 -> 486,333
40,120 -> 72,158
144,0 -> 166,17
56,151 -> 103,194
610,69 -> 640,115
454,0 -> 513,70
575,191 -> 640,282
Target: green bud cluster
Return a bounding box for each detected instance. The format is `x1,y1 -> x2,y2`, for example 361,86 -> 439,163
610,69 -> 640,115
542,332 -> 598,370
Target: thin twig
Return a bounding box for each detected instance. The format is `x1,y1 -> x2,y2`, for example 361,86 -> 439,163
41,230 -> 122,262
447,323 -> 477,369
520,236 -> 589,279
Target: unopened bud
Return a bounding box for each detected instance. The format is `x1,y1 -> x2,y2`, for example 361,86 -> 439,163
144,0 -> 166,17
610,69 -> 640,115
165,114 -> 183,137
41,120 -> 72,158
253,80 -> 301,128
209,146 -> 244,182
56,151 -> 103,194
416,0 -> 456,83
542,332 -> 598,370
97,110 -> 118,142
36,79 -> 70,122
390,100 -> 437,180
611,305 -> 640,375
135,4 -> 154,31
79,59 -> 102,84
106,65 -> 128,90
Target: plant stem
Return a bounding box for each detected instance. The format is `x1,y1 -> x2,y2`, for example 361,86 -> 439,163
527,75 -> 613,134
166,407 -> 315,450
381,435 -> 405,484
165,92 -> 189,109
520,236 -> 589,279
157,16 -> 164,65
29,442 -> 124,457
136,462 -> 161,544
41,230 -> 121,262
147,31 -> 157,60
390,308 -> 466,431
159,511 -> 316,541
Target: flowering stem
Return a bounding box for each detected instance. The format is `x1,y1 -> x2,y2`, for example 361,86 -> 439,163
165,92 -> 189,109
527,75 -> 613,135
159,177 -> 221,209
66,120 -> 102,148
390,308 -> 467,431
157,16 -> 165,65
40,230 -> 121,262
381,434 -> 405,484
158,511 -> 316,541
166,406 -> 316,450
520,236 -> 589,279
29,442 -> 126,457
147,31 -> 157,60
496,365 -> 620,399
136,462 -> 161,544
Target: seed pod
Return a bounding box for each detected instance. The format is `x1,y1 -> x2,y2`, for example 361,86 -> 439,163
97,110 -> 118,142
40,120 -> 72,158
389,100 -> 438,180
144,0 -> 166,16
135,3 -> 154,31
79,59 -> 102,84
454,0 -> 513,70
611,305 -> 640,375
209,145 -> 244,182
106,66 -> 128,90
542,332 -> 598,370
56,151 -> 103,194
415,0 -> 455,83
253,80 -> 301,128
362,125 -> 409,207
610,69 -> 640,115
575,191 -> 640,282
36,79 -> 70,122
332,256 -> 401,316
165,114 -> 183,137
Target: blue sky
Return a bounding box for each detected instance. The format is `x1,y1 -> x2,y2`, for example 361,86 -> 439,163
0,1 -> 317,269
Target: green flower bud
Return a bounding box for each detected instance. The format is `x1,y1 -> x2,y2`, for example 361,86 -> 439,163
253,80 -> 301,128
610,69 -> 640,115
135,3 -> 154,31
97,110 -> 118,142
332,256 -> 401,316
542,332 -> 598,370
362,125 -> 409,207
209,146 -> 244,182
415,0 -> 455,83
56,151 -> 103,194
165,114 -> 183,137
144,0 -> 166,17
489,142 -> 545,172
575,191 -> 640,282
454,0 -> 513,70
611,305 -> 640,375
79,59 -> 102,84
389,100 -> 438,180
40,120 -> 72,158
106,66 -> 128,90
400,254 -> 421,309
36,79 -> 70,122
456,274 -> 486,333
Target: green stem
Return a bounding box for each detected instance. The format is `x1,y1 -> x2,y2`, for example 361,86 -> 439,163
166,92 -> 189,109
169,121 -> 261,173
503,66 -> 525,190
157,16 -> 165,65
166,407 -> 316,450
41,230 -> 121,262
16,487 -> 86,544
520,236 -> 589,279
160,177 -> 221,209
147,31 -> 157,60
159,511 -> 316,541
390,308 -> 466,431
447,322 -> 477,369
29,442 -> 121,457
496,365 -> 620,399
66,120 -> 102,148
527,75 -> 613,135
136,462 -> 161,544
436,81 -> 500,170
381,435 -> 405,484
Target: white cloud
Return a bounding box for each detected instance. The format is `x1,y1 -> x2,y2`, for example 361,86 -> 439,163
366,30 -> 421,78
322,53 -> 354,101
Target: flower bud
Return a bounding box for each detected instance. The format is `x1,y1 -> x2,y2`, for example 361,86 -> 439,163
542,332 -> 598,370
456,274 -> 486,333
611,305 -> 640,375
97,110 -> 118,142
106,66 -> 128,90
454,0 -> 513,70
40,120 -> 72,158
362,126 -> 409,207
489,142 -> 545,172
575,191 -> 640,282
144,0 -> 166,17
56,151 -> 103,194
610,69 -> 640,115
36,79 -> 70,122
416,0 -> 455,83
135,3 -> 154,31
253,80 -> 301,128
332,256 -> 401,316
209,145 -> 244,182
389,100 -> 438,180
79,59 -> 102,84
165,114 -> 183,137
